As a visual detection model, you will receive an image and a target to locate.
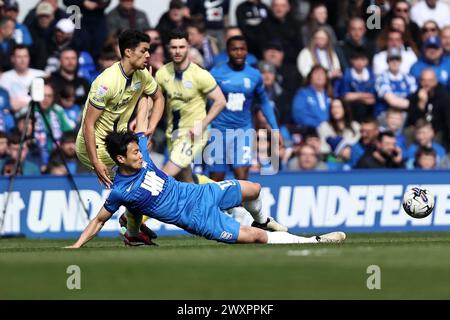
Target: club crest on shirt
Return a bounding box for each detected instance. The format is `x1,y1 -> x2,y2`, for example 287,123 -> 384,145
183,80 -> 193,89
243,78 -> 251,89
133,81 -> 142,91
96,85 -> 108,98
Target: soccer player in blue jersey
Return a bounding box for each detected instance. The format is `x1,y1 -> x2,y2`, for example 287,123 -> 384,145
206,35 -> 286,232
67,131 -> 345,248
207,36 -> 281,181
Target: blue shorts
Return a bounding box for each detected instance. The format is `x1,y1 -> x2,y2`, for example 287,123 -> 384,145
181,179 -> 242,244
206,126 -> 254,172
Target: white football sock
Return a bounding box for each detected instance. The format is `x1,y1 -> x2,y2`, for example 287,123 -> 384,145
266,231 -> 318,244
126,210 -> 141,237
242,193 -> 267,224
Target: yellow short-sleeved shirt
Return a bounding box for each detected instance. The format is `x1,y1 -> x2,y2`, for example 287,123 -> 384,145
76,62 -> 158,170
156,62 -> 217,139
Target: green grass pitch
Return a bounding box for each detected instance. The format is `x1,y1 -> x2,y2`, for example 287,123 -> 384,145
1,233 -> 450,299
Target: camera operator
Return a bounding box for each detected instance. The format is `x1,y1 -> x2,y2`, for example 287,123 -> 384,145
356,131 -> 404,169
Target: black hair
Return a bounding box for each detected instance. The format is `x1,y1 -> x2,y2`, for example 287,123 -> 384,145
168,29 -> 189,42
12,44 -> 29,55
7,132 -> 22,145
169,0 -> 185,10
416,146 -> 436,159
349,47 -> 368,60
377,130 -> 396,142
226,35 -> 247,50
0,131 -> 7,139
60,131 -> 77,144
105,131 -> 138,165
118,30 -> 150,58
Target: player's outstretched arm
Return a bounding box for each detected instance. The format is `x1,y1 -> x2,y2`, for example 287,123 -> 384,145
66,207 -> 113,248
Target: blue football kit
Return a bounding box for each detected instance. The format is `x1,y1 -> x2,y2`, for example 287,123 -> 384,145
208,63 -> 278,171
103,133 -> 242,243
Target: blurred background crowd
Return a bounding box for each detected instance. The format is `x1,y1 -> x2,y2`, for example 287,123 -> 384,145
2,0 -> 450,177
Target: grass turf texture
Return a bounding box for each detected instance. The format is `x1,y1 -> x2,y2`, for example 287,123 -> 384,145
1,233 -> 450,299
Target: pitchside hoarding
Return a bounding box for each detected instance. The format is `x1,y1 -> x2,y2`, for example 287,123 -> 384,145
1,170 -> 450,238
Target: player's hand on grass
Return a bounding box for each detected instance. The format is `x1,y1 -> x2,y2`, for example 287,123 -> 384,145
93,162 -> 112,189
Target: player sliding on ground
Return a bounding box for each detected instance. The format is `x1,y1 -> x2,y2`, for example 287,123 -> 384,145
67,131 -> 346,248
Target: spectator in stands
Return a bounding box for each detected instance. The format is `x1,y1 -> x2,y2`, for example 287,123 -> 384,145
1,132 -> 40,175
236,0 -> 270,57
45,158 -> 67,175
27,1 -> 56,68
2,0 -> 32,47
258,0 -> 303,65
262,40 -> 301,125
287,143 -> 327,171
23,0 -> 67,30
410,36 -> 450,87
373,29 -> 417,76
356,131 -> 404,169
301,2 -> 337,48
186,19 -> 219,70
349,117 -> 380,168
0,80 -> 13,133
44,18 -> 82,74
338,48 -> 376,123
56,84 -> 81,129
406,68 -> 450,148
381,109 -> 408,156
390,0 -> 421,48
411,0 -> 450,29
292,65 -> 332,130
156,0 -> 189,46
0,16 -> 16,71
318,98 -> 360,156
187,0 -> 230,50
107,0 -> 150,37
145,28 -> 162,46
377,16 -> 420,57
405,119 -> 446,168
297,27 -> 341,80
0,45 -> 46,114
50,47 -> 90,106
212,27 -> 258,68
414,146 -> 437,169
47,131 -> 89,174
147,43 -> 165,76
63,0 -> 110,59
419,20 -> 440,46
33,82 -> 75,170
91,45 -> 119,80
337,17 -> 376,70
441,26 -> 450,57
256,60 -> 284,118
374,47 -> 417,122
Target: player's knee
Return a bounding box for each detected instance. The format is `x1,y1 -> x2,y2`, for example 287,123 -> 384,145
251,182 -> 261,199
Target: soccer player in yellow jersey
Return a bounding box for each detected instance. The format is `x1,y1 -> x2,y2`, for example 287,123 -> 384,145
156,30 -> 226,183
76,30 -> 164,245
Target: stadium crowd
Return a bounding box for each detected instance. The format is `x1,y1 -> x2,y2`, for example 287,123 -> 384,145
1,0 -> 450,176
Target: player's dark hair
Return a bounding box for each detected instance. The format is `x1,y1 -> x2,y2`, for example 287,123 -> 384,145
0,131 -> 7,139
118,30 -> 150,58
105,131 -> 139,164
168,29 -> 189,42
226,35 -> 246,50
